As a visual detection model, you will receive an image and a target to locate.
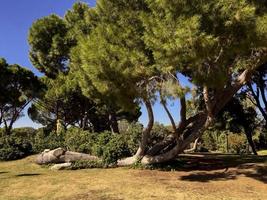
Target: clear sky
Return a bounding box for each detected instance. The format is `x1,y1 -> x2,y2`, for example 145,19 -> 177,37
0,0 -> 187,128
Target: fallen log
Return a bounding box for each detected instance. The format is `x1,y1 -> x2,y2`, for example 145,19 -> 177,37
36,148 -> 99,165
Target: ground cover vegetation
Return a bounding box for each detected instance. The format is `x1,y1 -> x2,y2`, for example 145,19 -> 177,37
1,0 -> 267,167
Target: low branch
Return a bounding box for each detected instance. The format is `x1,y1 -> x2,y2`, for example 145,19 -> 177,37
135,99 -> 154,157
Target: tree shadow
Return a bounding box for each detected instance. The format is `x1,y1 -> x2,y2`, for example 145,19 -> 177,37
15,173 -> 41,177
180,171 -> 236,182
179,164 -> 267,183
236,164 -> 267,183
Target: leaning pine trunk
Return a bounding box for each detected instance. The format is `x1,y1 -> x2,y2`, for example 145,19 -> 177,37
140,69 -> 254,165
117,99 -> 154,166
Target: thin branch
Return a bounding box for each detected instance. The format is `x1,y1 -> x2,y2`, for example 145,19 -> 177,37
160,94 -> 176,132
248,83 -> 267,121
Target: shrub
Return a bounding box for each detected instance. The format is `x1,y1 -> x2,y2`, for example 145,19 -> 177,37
102,134 -> 131,164
92,131 -> 113,157
65,127 -> 95,154
32,128 -> 65,153
228,133 -> 247,154
92,125 -> 142,164
120,122 -> 142,155
0,134 -> 33,160
201,130 -> 219,151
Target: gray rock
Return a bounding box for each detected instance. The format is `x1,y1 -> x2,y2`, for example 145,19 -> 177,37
50,163 -> 72,170
36,148 -> 99,165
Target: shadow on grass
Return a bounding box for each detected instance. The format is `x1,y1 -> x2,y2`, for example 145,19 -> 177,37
180,171 -> 237,182
143,154 -> 267,184
179,167 -> 267,183
16,173 -> 41,177
176,155 -> 267,183
0,171 -> 8,174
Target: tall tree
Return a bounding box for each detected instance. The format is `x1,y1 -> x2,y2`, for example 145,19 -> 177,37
214,96 -> 259,155
28,2 -> 140,132
72,0 -> 267,165
139,0 -> 267,164
0,58 -> 42,134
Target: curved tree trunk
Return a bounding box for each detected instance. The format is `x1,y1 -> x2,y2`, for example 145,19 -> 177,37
117,68 -> 257,166
184,137 -> 200,153
117,99 -> 154,166
141,114 -> 209,164
245,131 -> 258,155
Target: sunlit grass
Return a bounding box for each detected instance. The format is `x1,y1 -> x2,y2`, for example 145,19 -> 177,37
0,155 -> 266,200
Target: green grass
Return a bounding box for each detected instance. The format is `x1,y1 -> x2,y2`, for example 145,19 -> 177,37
0,155 -> 266,200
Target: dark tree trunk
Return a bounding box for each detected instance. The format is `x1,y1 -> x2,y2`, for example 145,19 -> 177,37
117,99 -> 154,166
245,131 -> 258,155
109,112 -> 119,134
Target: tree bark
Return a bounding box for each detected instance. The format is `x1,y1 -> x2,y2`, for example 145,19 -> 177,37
116,68 -> 257,166
245,130 -> 258,155
117,99 -> 154,166
109,112 -> 120,134
184,137 -> 199,153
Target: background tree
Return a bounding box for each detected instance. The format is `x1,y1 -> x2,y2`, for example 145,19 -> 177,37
245,63 -> 267,126
212,96 -> 259,155
28,2 -> 140,133
0,58 -> 42,135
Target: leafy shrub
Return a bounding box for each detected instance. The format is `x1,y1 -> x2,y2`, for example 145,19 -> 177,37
0,134 -> 33,160
102,134 -> 131,164
65,127 -> 95,154
12,127 -> 36,138
92,131 -> 113,157
120,122 -> 142,155
217,132 -> 247,154
201,130 -> 219,151
149,123 -> 170,148
32,128 -> 65,153
92,124 -> 142,164
228,133 -> 247,154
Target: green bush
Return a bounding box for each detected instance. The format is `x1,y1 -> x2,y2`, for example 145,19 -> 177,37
217,132 -> 247,154
102,134 -> 131,164
65,127 -> 95,154
0,134 -> 33,161
92,124 -> 142,164
32,128 -> 65,153
120,121 -> 142,155
149,123 -> 170,148
202,130 -> 219,151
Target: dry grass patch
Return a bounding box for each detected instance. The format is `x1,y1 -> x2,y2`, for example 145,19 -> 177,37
0,155 -> 266,200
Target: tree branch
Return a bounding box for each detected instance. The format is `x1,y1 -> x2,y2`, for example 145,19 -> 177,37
159,93 -> 176,132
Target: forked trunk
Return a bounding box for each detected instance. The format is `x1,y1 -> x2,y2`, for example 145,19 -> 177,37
118,69 -> 256,166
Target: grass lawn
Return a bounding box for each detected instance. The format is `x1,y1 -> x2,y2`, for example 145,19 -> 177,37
0,155 -> 266,200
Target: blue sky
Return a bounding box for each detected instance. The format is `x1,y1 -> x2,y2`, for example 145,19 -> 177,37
0,0 -> 185,128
